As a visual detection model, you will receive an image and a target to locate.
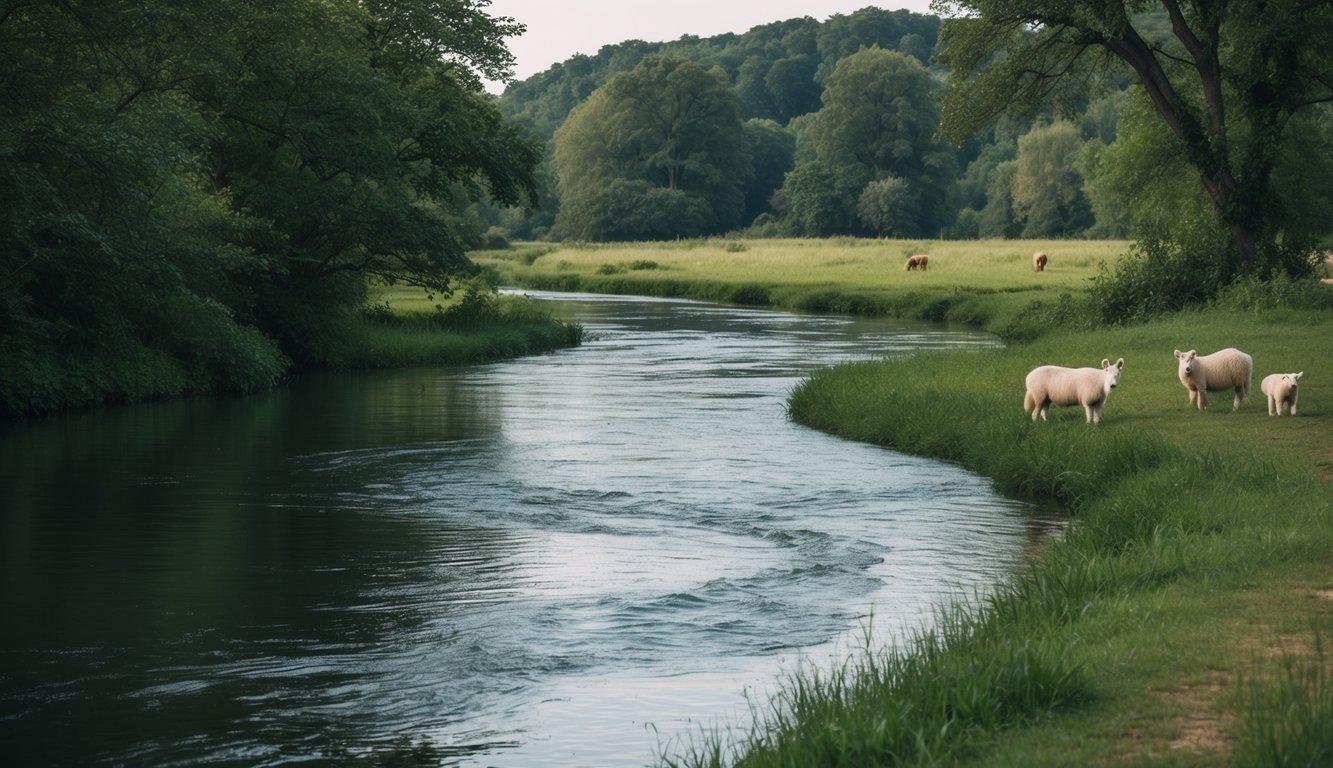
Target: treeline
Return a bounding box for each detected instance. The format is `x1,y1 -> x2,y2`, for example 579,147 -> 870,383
0,1 -> 544,417
488,7 -> 1333,247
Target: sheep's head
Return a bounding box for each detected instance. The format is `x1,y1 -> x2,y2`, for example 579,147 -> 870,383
1174,349 -> 1197,376
1101,357 -> 1124,390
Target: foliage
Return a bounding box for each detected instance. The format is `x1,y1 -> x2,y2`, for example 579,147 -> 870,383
1088,239 -> 1230,326
779,162 -> 868,237
936,0 -> 1333,275
740,119 -> 796,223
552,56 -> 750,240
0,0 -> 542,416
856,176 -> 920,237
1011,121 -> 1092,237
804,47 -> 958,236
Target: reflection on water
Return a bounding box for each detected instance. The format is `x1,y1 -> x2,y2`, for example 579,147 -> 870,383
0,292 -> 1061,766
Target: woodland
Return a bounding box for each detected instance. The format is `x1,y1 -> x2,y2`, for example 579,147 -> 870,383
4,2 -> 1332,418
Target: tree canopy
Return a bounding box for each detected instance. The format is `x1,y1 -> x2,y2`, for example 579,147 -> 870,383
934,0 -> 1333,276
553,56 -> 750,240
0,0 -> 539,414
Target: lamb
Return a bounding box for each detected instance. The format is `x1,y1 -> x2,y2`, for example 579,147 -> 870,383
1033,251 -> 1048,272
904,254 -> 929,271
1260,371 -> 1303,416
1174,348 -> 1253,411
1024,357 -> 1124,424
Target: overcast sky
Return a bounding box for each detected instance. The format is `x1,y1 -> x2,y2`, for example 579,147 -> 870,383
482,1 -> 936,93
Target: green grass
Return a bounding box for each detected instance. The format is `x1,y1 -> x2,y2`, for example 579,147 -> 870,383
332,288 -> 583,369
475,238 -> 1132,336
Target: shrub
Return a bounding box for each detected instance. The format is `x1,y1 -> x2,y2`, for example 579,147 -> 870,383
482,226 -> 510,250
1087,238 -> 1229,324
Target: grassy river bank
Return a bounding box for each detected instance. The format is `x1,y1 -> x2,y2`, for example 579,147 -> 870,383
478,239 -> 1333,767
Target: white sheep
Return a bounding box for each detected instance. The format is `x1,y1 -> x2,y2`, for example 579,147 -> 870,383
1174,348 -> 1253,411
1024,357 -> 1125,424
1261,371 -> 1303,416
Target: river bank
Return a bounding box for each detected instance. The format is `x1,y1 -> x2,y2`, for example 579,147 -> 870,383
0,290 -> 582,420
483,239 -> 1333,766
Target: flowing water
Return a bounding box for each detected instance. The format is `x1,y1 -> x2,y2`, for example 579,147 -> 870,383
0,292 -> 1060,767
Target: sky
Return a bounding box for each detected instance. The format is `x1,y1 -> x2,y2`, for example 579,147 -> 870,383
481,1 -> 936,93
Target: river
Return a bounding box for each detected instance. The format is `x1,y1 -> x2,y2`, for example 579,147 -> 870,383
0,291 -> 1059,767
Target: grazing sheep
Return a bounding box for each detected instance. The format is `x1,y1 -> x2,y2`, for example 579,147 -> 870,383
1261,371 -> 1303,416
1033,251 -> 1048,272
1174,348 -> 1253,411
1024,357 -> 1125,424
904,254 -> 929,271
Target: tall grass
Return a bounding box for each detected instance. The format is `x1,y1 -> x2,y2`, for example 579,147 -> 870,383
327,292 -> 583,369
1235,640 -> 1333,768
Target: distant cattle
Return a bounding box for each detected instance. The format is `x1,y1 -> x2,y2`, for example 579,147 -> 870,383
904,254 -> 929,271
1033,251 -> 1048,272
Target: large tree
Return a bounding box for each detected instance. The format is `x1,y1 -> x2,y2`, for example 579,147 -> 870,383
552,56 -> 751,240
934,0 -> 1333,274
802,46 -> 958,236
1011,121 -> 1092,237
0,0 -> 540,412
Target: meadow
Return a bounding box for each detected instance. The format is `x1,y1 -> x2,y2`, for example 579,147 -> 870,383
480,238 -> 1333,767
475,238 -> 1132,339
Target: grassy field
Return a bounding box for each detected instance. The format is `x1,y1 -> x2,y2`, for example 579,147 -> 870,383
475,238 -> 1132,338
479,238 -> 1332,767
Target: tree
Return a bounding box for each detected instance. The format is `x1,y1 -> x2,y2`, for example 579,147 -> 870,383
781,161 -> 869,236
803,47 -> 958,236
858,177 -> 921,237
0,0 -> 542,413
552,56 -> 751,240
935,0 -> 1333,275
741,119 -> 796,224
1011,121 -> 1092,237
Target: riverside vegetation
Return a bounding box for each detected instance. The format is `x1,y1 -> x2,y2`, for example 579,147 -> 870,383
480,238 -> 1333,767
1,284 -> 583,419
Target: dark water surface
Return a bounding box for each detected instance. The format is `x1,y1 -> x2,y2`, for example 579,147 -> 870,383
1,292 -> 1058,766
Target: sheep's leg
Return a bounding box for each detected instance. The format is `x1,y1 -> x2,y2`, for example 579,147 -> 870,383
1290,394 -> 1299,416
1232,388 -> 1243,411
1268,395 -> 1277,416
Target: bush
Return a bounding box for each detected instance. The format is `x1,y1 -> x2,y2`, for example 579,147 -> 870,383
1087,238 -> 1230,324
482,226 -> 510,250
1210,273 -> 1333,313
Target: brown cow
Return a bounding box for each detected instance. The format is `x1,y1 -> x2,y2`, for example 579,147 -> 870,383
904,254 -> 929,271
1033,251 -> 1048,272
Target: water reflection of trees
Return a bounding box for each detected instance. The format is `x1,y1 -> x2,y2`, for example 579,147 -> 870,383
0,367 -> 515,764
